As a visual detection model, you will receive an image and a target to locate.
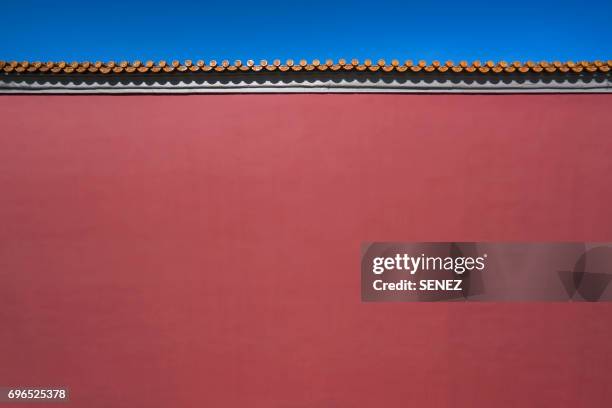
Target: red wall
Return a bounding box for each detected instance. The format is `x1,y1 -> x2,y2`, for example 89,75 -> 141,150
1,94 -> 612,407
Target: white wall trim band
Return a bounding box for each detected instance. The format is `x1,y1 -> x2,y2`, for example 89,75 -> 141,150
1,72 -> 610,94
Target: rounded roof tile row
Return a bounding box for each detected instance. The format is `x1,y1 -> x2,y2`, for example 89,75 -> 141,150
1,59 -> 610,74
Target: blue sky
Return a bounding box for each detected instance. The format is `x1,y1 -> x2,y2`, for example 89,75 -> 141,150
1,0 -> 610,62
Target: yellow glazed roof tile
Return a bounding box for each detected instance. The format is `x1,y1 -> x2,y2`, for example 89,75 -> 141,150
1,59 -> 610,74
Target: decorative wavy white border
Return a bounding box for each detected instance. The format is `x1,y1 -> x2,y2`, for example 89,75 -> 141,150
1,72 -> 610,93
